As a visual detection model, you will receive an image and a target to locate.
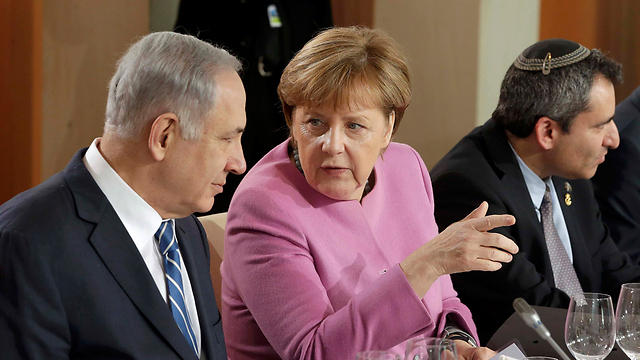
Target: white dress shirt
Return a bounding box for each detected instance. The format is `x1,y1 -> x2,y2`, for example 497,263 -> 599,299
511,146 -> 574,262
83,138 -> 201,356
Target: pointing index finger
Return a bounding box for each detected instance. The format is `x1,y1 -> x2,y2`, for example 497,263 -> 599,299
470,214 -> 516,232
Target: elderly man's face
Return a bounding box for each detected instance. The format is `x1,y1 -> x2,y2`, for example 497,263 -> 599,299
165,71 -> 247,215
550,76 -> 619,179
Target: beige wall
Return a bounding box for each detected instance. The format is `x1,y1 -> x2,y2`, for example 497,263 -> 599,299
375,0 -> 540,168
374,1 -> 481,168
42,0 -> 149,180
476,0 -> 540,125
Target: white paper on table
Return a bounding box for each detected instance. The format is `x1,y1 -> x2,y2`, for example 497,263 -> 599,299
488,343 -> 527,360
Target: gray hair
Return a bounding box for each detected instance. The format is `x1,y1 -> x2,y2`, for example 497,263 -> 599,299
105,31 -> 242,140
492,49 -> 622,137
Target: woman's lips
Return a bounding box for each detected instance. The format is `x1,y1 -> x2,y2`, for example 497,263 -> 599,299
321,167 -> 348,175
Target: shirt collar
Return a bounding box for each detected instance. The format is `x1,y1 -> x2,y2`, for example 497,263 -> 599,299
83,138 -> 164,246
509,143 -> 554,209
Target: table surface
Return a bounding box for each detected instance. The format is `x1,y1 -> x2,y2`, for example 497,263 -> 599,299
486,305 -> 626,360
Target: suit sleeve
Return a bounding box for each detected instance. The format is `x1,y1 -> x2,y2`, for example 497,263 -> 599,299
0,229 -> 71,359
432,171 -> 570,342
224,187 -> 437,360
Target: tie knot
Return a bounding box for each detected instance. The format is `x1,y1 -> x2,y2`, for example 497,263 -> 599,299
155,220 -> 178,256
542,185 -> 553,207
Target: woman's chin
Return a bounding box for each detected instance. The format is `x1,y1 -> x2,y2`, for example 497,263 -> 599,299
315,184 -> 361,201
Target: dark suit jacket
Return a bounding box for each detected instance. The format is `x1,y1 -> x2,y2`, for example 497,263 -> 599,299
0,149 -> 226,359
430,119 -> 640,344
592,86 -> 640,263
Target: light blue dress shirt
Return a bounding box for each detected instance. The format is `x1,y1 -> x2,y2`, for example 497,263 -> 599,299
510,146 -> 574,263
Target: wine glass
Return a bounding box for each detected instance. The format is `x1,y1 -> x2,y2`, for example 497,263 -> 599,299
355,350 -> 403,360
565,293 -> 616,360
404,336 -> 457,360
616,283 -> 640,360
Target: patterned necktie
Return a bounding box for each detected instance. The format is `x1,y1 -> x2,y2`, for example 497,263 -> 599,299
540,185 -> 584,298
155,220 -> 198,355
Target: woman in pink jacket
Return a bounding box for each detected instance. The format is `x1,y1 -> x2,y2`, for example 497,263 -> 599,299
221,26 -> 518,359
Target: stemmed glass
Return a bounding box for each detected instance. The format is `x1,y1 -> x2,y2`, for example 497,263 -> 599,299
404,336 -> 457,360
565,293 -> 616,360
616,283 -> 640,360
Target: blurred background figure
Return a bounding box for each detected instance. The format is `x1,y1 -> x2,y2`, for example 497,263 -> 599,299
592,85 -> 640,264
174,0 -> 333,214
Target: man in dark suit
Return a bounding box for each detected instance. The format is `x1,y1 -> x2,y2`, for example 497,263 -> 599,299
431,39 -> 640,343
0,32 -> 246,359
592,86 -> 640,263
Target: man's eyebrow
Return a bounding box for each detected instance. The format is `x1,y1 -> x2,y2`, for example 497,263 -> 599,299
597,116 -> 614,126
222,127 -> 245,136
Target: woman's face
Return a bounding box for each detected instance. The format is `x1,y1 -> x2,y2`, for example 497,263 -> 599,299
291,103 -> 394,201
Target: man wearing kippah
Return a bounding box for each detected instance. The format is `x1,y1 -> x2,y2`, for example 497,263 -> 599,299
431,38 -> 640,343
0,32 -> 246,359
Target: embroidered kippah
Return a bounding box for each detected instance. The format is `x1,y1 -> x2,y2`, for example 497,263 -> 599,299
513,38 -> 591,75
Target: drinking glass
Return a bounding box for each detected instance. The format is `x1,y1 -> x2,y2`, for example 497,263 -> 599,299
565,293 -> 616,360
355,350 -> 403,360
404,336 -> 457,360
616,283 -> 640,360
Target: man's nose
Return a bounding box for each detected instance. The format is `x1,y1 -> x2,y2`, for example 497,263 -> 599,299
605,120 -> 620,149
227,140 -> 247,175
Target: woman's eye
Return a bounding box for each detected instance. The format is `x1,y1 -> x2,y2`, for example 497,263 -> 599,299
308,119 -> 323,127
348,123 -> 363,130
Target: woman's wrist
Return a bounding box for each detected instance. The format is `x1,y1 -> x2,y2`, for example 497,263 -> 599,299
443,325 -> 478,348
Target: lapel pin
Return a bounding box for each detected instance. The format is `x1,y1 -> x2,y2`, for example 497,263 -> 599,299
564,182 -> 572,193
565,193 -> 572,206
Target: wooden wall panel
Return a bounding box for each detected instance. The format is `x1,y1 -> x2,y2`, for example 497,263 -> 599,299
42,0 -> 149,180
331,0 -> 373,27
540,0 -> 598,48
596,0 -> 640,102
0,0 -> 42,204
374,0 -> 481,168
540,0 -> 640,102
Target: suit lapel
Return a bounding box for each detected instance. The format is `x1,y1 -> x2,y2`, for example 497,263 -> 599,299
553,177 -> 594,291
482,120 -> 554,279
64,149 -> 197,360
482,120 -> 547,242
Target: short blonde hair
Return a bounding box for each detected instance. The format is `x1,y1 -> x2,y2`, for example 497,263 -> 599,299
278,26 -> 411,136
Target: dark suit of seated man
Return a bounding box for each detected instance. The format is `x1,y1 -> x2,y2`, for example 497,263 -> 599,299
0,32 -> 247,359
431,39 -> 640,344
592,86 -> 640,263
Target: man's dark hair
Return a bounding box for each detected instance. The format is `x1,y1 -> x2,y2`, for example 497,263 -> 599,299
492,49 -> 623,137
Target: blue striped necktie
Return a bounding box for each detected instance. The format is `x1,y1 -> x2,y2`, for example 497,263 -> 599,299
155,220 -> 198,355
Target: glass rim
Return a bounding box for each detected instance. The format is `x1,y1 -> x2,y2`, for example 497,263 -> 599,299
573,292 -> 612,300
621,283 -> 640,289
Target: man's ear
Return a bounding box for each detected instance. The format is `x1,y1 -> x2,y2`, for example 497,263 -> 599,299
534,116 -> 560,150
148,113 -> 180,161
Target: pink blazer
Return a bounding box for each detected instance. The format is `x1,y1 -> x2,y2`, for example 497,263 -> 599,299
222,140 -> 478,359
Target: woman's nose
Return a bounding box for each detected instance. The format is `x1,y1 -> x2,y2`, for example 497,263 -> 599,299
321,128 -> 346,155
